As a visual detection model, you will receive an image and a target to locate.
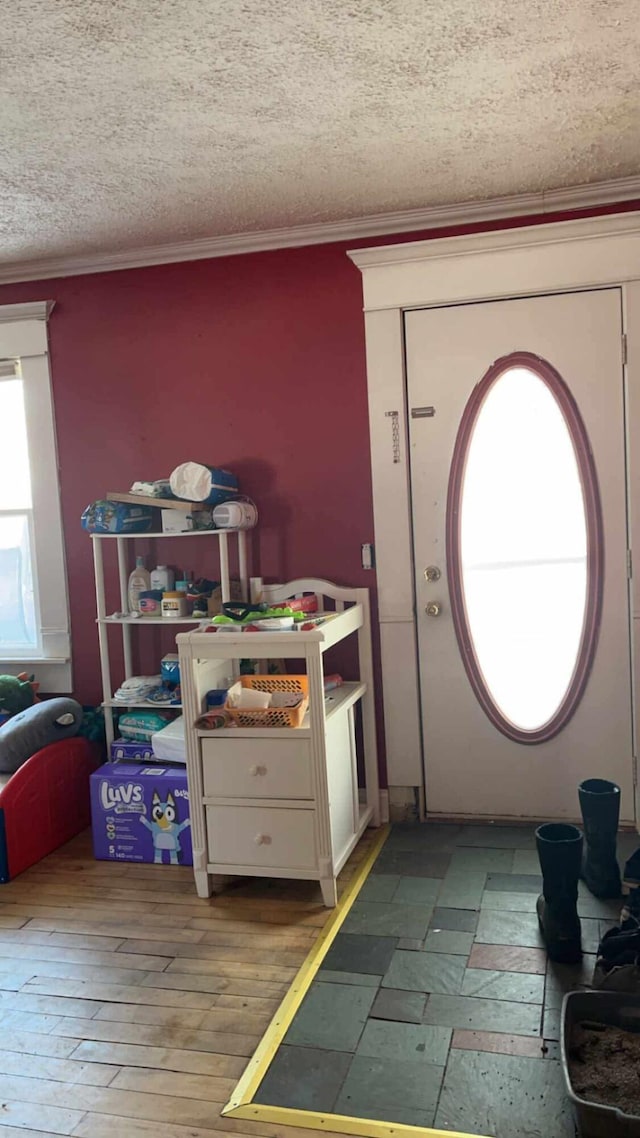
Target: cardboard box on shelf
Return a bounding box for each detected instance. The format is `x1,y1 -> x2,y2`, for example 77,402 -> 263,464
207,580 -> 244,615
161,509 -> 194,533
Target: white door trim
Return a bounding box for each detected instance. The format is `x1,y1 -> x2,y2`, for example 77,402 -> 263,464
348,211 -> 640,808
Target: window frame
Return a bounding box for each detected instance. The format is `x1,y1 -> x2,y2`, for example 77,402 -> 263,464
0,302 -> 71,692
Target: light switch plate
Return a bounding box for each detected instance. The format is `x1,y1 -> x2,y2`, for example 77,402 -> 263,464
361,542 -> 375,570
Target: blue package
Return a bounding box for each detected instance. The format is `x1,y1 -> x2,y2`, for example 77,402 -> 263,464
81,500 -> 155,534
161,654 -> 181,687
206,689 -> 228,708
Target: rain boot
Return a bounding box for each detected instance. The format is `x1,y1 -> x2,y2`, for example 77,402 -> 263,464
578,778 -> 622,899
536,822 -> 583,963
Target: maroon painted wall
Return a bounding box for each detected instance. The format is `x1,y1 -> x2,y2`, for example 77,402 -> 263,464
0,201 -> 637,782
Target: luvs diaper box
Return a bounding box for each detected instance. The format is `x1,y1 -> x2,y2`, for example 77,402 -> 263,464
90,762 -> 192,865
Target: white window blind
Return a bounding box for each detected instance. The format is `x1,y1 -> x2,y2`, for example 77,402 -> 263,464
0,358 -> 39,654
0,303 -> 71,692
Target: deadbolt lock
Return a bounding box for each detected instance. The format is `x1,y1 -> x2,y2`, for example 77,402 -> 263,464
425,601 -> 442,617
424,566 -> 441,582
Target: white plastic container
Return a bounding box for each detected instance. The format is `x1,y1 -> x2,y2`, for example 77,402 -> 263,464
127,556 -> 151,612
151,716 -> 186,764
212,499 -> 258,529
150,565 -> 175,591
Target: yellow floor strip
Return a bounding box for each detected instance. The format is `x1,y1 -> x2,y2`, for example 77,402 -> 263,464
222,824 -> 488,1138
230,1102 -> 482,1138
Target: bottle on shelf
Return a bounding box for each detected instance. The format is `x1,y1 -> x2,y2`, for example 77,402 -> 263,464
128,556 -> 151,612
150,565 -> 175,592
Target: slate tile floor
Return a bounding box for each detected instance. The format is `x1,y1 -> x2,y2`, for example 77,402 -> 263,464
254,823 -> 639,1136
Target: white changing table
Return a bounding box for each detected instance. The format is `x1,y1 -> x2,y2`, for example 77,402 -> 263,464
177,579 -> 381,906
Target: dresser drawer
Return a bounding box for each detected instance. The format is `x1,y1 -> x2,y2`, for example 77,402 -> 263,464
206,805 -> 317,869
201,737 -> 312,799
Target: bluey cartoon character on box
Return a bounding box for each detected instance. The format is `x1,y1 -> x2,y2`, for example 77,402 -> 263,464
140,790 -> 191,864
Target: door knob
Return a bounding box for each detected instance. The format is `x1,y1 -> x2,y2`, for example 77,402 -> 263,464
424,566 -> 441,582
425,601 -> 442,617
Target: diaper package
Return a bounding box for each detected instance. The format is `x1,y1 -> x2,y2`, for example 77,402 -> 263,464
91,762 -> 192,865
117,709 -> 172,742
81,500 -> 155,534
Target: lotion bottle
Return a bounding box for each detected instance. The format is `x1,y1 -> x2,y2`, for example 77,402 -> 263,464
128,556 -> 151,612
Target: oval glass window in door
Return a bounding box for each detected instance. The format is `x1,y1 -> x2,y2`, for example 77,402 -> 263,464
446,351 -> 603,744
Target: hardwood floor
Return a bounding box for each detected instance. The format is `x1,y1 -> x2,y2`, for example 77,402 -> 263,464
0,830 -> 376,1138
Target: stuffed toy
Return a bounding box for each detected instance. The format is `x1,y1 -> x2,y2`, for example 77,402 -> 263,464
0,673 -> 37,717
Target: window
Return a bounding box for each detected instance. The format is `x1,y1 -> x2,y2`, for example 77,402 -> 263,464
446,351 -> 602,744
0,303 -> 71,691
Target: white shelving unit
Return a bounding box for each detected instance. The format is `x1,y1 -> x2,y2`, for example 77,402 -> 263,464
91,528 -> 250,748
177,578 -> 381,907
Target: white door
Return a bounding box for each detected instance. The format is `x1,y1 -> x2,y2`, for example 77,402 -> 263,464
406,289 -> 635,823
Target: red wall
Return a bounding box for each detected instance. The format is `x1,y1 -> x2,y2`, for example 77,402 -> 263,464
0,200 -> 638,783
0,243 -> 383,743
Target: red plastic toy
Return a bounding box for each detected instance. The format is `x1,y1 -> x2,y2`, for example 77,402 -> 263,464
0,736 -> 98,882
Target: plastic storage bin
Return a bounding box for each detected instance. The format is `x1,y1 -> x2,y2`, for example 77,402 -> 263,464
225,675 -> 309,728
561,989 -> 640,1137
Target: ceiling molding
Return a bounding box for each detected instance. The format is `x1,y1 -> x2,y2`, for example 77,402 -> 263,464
0,300 -> 55,321
1,176 -> 640,286
348,210 -> 640,269
348,211 -> 640,312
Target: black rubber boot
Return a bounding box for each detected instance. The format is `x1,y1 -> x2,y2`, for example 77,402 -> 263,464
536,822 -> 583,963
578,778 -> 622,899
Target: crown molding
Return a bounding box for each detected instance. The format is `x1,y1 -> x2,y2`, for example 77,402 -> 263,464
348,210 -> 640,270
348,210 -> 640,312
0,300 -> 55,321
1,176 -> 640,285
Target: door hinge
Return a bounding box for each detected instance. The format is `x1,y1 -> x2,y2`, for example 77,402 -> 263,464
622,333 -> 628,365
628,549 -> 633,579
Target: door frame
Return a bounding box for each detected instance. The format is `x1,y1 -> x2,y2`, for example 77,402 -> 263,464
348,211 -> 640,823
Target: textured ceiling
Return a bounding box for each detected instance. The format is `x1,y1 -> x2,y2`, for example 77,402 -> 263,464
2,0 -> 640,267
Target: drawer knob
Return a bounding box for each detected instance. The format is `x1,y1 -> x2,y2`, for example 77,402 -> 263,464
254,833 -> 272,845
250,764 -> 267,776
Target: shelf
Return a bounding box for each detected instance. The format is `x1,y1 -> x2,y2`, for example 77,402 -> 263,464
180,604 -> 363,654
98,617 -> 209,626
198,723 -> 311,739
93,521 -> 251,751
90,529 -> 245,539
195,681 -> 366,739
106,491 -> 209,512
104,699 -> 183,710
325,681 -> 366,721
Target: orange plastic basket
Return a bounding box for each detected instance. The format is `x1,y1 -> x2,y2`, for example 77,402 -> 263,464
225,675 -> 309,728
